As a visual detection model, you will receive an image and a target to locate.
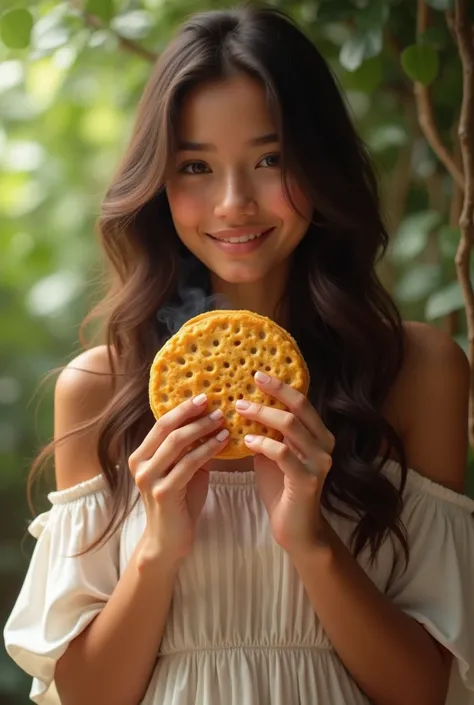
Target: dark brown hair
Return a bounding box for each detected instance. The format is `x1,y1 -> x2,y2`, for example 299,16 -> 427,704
30,4 -> 408,564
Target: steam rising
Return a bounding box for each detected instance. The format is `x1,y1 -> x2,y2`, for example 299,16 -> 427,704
157,257 -> 231,335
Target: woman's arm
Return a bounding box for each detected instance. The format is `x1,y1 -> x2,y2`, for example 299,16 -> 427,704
55,538 -> 180,705
290,324 -> 469,705
290,526 -> 451,705
52,349 -> 182,705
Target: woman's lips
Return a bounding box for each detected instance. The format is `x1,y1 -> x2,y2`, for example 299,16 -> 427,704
206,227 -> 274,254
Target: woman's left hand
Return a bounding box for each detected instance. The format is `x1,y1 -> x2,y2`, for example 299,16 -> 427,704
235,371 -> 335,556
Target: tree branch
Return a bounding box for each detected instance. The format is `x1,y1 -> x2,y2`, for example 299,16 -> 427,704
414,0 -> 465,189
70,0 -> 158,63
453,0 -> 474,445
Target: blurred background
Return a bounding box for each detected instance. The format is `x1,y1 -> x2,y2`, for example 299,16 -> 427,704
1,0 -> 473,702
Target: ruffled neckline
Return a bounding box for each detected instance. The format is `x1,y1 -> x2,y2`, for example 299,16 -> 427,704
46,458 -> 474,512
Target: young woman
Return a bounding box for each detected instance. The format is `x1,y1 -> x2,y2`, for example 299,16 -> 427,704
4,6 -> 473,705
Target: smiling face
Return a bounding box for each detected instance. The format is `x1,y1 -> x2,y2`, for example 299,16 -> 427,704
165,74 -> 313,288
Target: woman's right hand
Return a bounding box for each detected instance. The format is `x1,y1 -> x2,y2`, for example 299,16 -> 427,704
128,393 -> 228,566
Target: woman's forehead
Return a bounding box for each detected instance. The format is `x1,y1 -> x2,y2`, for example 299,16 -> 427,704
175,75 -> 278,148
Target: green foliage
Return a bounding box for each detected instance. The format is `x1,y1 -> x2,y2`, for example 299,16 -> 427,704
86,0 -> 116,23
0,9 -> 34,49
1,1 -> 473,702
401,43 -> 439,85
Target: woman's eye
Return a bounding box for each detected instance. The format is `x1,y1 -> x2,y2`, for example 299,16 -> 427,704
258,153 -> 281,168
180,161 -> 210,175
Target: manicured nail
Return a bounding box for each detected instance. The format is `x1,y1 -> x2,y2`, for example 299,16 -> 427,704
216,429 -> 229,442
192,393 -> 207,406
235,399 -> 251,410
209,409 -> 223,420
244,434 -> 256,443
255,371 -> 270,383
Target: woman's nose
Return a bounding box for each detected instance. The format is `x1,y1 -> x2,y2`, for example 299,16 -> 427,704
213,174 -> 257,220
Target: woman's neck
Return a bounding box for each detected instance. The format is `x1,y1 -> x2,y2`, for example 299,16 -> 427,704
210,266 -> 290,328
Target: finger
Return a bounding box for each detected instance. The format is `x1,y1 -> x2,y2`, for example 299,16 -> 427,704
133,409 -> 226,488
130,394 -> 210,470
235,400 -> 314,460
253,371 -> 335,453
150,407 -> 225,474
243,435 -> 307,484
157,428 -> 229,493
244,434 -> 332,481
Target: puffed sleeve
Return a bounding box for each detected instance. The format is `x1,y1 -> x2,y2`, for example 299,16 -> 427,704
384,463 -> 474,705
3,475 -> 120,705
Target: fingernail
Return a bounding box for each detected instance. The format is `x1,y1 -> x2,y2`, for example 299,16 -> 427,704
209,409 -> 223,420
244,434 -> 256,443
255,371 -> 270,383
235,399 -> 251,410
192,393 -> 207,406
216,429 -> 229,442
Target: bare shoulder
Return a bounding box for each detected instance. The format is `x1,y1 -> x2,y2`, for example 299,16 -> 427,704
54,345 -> 118,490
390,321 -> 470,492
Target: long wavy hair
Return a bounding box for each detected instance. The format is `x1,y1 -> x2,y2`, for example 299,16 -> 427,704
30,4 -> 408,565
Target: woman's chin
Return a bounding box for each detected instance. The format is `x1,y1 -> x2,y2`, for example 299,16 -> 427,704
211,265 -> 269,285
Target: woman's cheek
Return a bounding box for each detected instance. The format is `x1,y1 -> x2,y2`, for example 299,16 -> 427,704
262,179 -> 307,222
166,184 -> 206,229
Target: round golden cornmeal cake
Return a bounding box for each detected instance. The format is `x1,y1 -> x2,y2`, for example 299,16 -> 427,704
148,310 -> 310,459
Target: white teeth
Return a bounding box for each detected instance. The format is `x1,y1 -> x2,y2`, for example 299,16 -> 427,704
221,232 -> 265,243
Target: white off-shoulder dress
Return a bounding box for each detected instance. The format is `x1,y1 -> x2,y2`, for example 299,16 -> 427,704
4,460 -> 474,705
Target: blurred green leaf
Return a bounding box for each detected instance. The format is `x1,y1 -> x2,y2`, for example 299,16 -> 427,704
0,8 -> 34,49
437,225 -> 460,259
425,0 -> 452,10
355,0 -> 390,30
391,211 -> 442,262
344,55 -> 382,93
111,10 -> 153,39
85,0 -> 115,24
315,0 -> 355,22
340,29 -> 382,71
401,44 -> 439,86
418,26 -> 447,49
425,280 -> 464,319
395,264 -> 441,302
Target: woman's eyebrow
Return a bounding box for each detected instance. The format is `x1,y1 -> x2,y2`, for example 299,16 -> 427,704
177,132 -> 279,151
